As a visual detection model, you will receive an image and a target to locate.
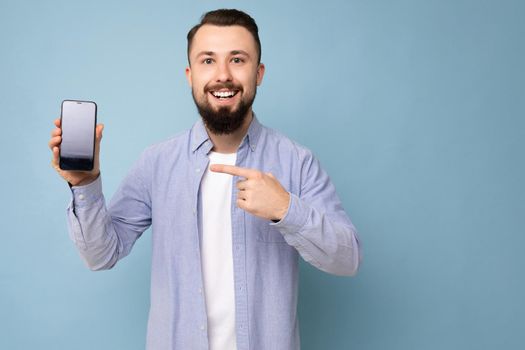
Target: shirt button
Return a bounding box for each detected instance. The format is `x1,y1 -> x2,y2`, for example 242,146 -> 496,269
192,209 -> 196,215
195,168 -> 200,173
200,325 -> 205,331
198,288 -> 202,294
78,194 -> 85,200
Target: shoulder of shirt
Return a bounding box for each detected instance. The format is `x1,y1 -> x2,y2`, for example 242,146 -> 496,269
261,124 -> 315,162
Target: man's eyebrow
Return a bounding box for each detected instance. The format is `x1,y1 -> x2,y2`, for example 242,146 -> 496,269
195,51 -> 216,58
231,50 -> 249,56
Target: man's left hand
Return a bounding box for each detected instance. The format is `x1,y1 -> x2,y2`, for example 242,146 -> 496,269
210,164 -> 290,221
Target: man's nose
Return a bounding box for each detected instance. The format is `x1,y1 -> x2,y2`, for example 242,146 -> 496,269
215,61 -> 233,82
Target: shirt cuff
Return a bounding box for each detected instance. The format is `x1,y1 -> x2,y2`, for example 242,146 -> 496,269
270,193 -> 309,235
70,175 -> 103,209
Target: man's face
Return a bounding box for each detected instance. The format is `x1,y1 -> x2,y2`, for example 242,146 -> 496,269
186,24 -> 265,135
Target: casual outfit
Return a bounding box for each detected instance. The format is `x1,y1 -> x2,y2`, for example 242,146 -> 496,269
66,116 -> 360,350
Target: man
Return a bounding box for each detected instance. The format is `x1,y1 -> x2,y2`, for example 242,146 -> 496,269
49,9 -> 360,350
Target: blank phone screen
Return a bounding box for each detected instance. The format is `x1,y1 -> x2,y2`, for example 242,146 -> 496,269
60,100 -> 96,170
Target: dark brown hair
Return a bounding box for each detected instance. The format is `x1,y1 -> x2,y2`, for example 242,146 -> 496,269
187,9 -> 261,65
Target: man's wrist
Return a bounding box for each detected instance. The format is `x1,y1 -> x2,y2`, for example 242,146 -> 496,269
70,172 -> 100,187
272,192 -> 291,222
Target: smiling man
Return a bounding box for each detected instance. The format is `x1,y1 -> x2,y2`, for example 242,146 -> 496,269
187,22 -> 264,139
49,9 -> 360,350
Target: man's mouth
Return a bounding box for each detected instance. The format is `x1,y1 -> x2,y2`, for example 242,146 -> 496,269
209,90 -> 239,100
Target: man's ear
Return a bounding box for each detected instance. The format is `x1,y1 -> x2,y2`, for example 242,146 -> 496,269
185,66 -> 192,87
256,63 -> 265,86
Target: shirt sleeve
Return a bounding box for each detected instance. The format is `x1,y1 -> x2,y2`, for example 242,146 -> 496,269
271,152 -> 361,276
66,154 -> 152,271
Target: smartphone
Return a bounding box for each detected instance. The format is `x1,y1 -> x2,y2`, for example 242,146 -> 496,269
59,100 -> 97,171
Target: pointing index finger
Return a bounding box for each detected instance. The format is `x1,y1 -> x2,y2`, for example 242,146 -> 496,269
210,164 -> 258,178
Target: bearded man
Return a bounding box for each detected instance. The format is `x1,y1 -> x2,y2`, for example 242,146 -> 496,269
48,8 -> 361,350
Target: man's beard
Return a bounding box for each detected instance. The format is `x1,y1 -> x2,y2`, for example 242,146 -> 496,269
192,82 -> 256,135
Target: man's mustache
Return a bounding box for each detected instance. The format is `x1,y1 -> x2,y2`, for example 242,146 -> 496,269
205,82 -> 242,92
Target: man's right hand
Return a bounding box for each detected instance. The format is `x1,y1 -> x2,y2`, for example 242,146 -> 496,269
49,118 -> 104,186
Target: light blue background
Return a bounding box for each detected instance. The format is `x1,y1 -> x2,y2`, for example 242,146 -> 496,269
1,0 -> 524,349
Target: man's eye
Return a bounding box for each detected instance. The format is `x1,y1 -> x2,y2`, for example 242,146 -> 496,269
232,57 -> 243,63
203,58 -> 213,64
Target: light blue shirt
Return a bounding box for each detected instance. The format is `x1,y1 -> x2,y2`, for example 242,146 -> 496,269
66,116 -> 361,350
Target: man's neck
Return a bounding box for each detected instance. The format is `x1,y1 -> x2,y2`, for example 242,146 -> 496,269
206,111 -> 253,154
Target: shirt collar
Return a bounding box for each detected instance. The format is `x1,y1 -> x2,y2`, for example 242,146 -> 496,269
191,113 -> 263,154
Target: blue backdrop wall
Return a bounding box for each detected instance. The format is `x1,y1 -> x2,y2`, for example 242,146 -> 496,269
1,0 -> 524,349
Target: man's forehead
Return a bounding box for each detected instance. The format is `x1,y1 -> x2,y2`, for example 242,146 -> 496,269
191,24 -> 257,55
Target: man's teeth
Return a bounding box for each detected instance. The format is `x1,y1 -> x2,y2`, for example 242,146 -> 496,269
212,91 -> 236,98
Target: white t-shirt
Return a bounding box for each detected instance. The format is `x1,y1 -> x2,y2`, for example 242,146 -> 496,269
200,151 -> 238,350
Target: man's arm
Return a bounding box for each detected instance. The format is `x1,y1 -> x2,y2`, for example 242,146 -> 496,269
66,167 -> 152,271
271,153 -> 361,276
50,118 -> 151,270
210,154 -> 361,276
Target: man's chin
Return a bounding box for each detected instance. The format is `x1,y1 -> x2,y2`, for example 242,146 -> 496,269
200,107 -> 249,135
215,106 -> 239,116
208,100 -> 239,114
